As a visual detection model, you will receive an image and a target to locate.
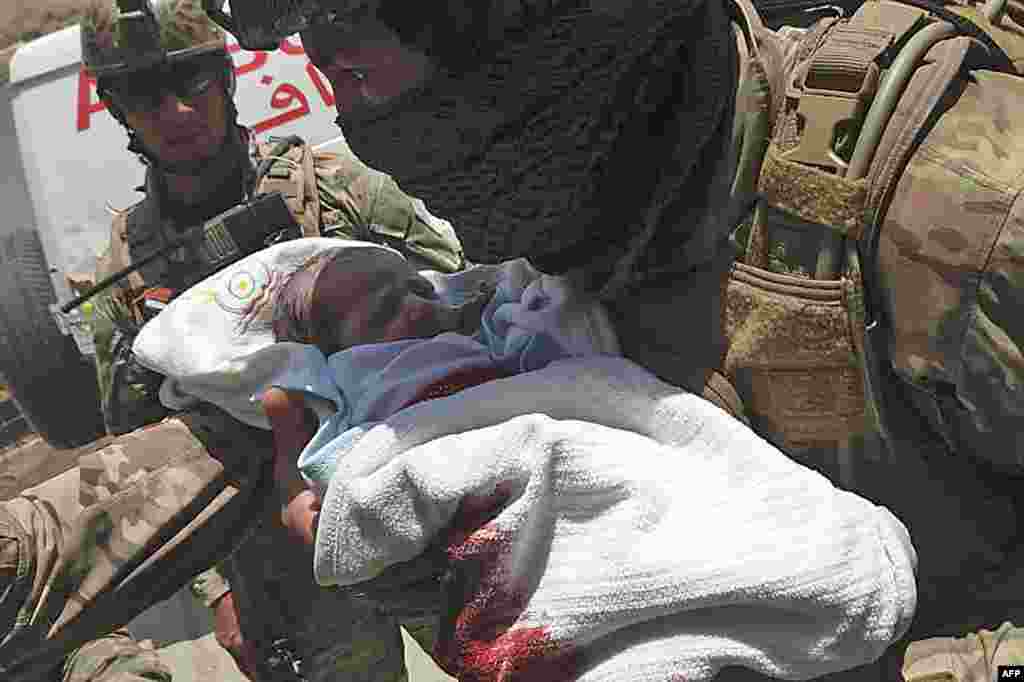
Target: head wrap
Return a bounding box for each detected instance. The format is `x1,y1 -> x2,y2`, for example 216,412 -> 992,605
335,0 -> 738,298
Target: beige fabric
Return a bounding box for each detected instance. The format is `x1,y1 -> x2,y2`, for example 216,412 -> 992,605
724,261 -> 865,452
254,141 -> 322,238
903,623 -> 1024,682
758,144 -> 869,239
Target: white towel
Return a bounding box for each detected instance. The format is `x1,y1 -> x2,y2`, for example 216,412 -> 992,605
314,356 -> 917,681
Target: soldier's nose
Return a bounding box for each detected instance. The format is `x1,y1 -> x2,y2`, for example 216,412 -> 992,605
155,92 -> 196,118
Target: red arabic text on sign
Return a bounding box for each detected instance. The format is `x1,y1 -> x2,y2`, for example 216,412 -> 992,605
76,68 -> 107,132
229,43 -> 269,76
252,82 -> 311,134
278,37 -> 306,56
305,63 -> 335,107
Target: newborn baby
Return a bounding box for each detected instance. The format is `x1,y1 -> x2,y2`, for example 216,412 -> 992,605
269,244 -> 620,498
271,245 -> 490,356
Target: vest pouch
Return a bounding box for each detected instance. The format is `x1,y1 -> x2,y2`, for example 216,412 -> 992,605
724,260 -> 867,455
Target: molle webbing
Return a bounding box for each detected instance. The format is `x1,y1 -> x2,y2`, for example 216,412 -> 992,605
724,261 -> 866,451
802,23 -> 891,94
758,143 -> 868,238
765,1 -> 928,237
253,138 -> 322,239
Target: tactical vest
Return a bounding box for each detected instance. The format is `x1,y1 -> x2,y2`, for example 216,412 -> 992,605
724,0 -> 1024,474
100,137 -> 322,295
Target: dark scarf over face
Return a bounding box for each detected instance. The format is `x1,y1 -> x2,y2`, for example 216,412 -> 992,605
340,0 -> 739,298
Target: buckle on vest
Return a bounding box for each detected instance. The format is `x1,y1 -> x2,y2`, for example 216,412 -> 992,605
781,57 -> 880,173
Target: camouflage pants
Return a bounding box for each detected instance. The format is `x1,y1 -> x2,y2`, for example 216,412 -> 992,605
60,631 -> 171,682
0,476 -> 171,682
0,404 -> 428,681
902,622 -> 1024,682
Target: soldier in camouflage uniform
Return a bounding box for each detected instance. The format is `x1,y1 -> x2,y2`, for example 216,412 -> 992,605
2,0 -> 1021,680
0,0 -> 750,676
2,476 -> 172,682
213,1 -> 1024,680
0,1 -> 462,680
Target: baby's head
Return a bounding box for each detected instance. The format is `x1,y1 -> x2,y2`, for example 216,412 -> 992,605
272,245 -> 461,354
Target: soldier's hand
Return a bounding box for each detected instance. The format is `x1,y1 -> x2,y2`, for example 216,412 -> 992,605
213,591 -> 261,679
456,281 -> 495,336
263,387 -> 320,547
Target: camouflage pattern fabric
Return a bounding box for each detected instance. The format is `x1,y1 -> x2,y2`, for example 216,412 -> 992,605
62,631 -> 171,682
0,387 -> 437,682
0,468 -> 174,682
731,2 -> 1024,475
80,0 -> 228,79
876,69 -> 1024,475
310,143 -> 465,274
0,406 -> 271,681
717,8 -> 1024,679
81,0 -> 226,56
903,622 -> 1024,682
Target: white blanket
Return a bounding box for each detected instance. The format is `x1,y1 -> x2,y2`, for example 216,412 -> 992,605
315,356 -> 917,681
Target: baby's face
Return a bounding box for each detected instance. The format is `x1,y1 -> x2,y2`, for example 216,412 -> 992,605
313,253 -> 457,353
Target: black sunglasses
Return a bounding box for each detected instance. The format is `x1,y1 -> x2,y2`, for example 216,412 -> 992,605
102,58 -> 228,113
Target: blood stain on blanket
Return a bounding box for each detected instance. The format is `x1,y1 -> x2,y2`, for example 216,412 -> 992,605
436,484 -> 582,681
404,365 -> 514,410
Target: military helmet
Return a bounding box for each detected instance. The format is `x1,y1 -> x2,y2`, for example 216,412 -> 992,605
82,0 -> 229,79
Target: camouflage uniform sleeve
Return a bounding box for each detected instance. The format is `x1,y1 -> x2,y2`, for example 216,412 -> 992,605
0,497 -> 63,649
1,501 -> 174,682
313,146 -> 466,273
189,563 -> 232,608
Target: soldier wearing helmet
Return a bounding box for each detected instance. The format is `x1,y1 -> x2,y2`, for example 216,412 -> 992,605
205,0 -> 1024,679
81,0 -> 244,176
2,0 -> 1021,680
0,0 -> 756,677
202,0 -> 750,397
0,0 -> 461,680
